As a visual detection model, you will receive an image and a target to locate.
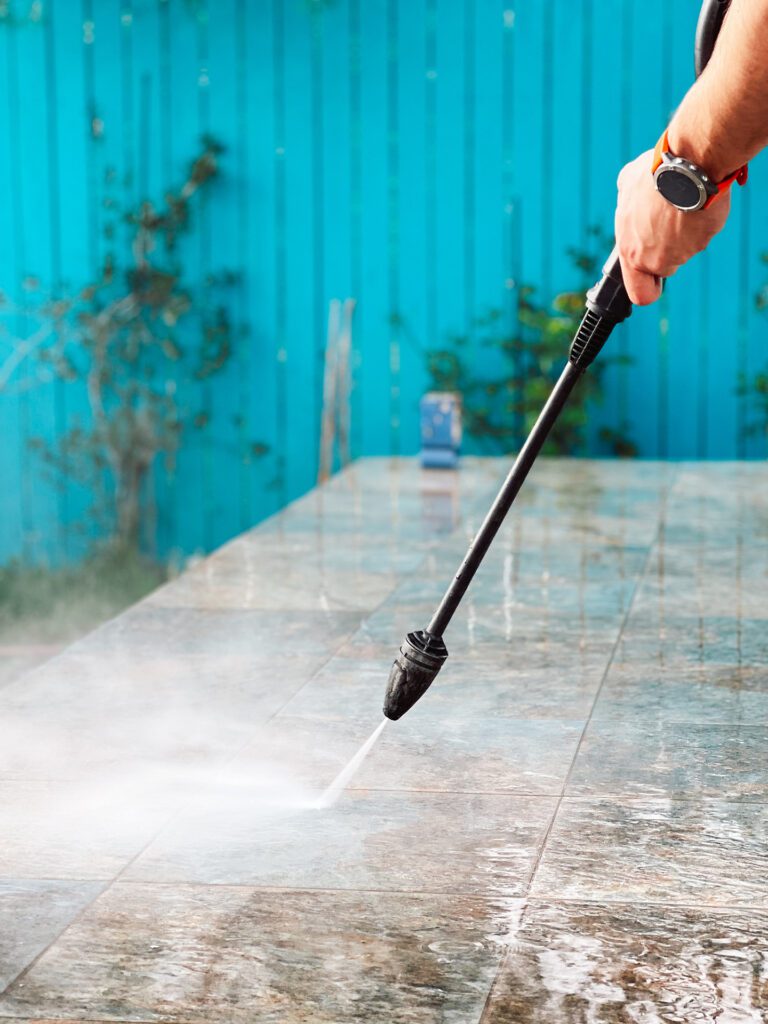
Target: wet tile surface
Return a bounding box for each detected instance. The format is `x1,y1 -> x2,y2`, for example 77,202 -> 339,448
126,789 -> 556,894
2,458 -> 768,1020
532,797 -> 768,906
483,900 -> 768,1022
568,719 -> 768,801
0,883 -> 516,1023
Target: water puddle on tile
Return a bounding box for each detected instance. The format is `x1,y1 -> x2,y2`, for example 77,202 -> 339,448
313,718 -> 388,809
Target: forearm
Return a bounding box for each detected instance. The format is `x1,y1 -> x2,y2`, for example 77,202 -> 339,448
668,0 -> 768,179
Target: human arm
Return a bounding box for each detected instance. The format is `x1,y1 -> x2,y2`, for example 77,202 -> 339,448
615,0 -> 768,306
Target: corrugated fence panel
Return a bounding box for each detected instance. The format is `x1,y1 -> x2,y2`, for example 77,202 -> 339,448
0,0 -> 766,565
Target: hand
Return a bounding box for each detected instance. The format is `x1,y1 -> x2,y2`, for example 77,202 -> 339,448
614,149 -> 731,305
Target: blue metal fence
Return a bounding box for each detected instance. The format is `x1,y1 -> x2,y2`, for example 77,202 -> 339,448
1,0 -> 766,564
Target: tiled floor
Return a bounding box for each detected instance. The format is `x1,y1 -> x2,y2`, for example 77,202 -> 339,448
1,457 -> 766,1021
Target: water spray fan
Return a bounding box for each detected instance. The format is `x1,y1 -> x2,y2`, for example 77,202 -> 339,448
383,0 -> 732,721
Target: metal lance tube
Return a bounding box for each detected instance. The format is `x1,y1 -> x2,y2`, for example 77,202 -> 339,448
427,360 -> 581,637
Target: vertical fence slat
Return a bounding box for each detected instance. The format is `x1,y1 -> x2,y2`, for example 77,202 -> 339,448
395,0 -> 427,453
358,0 -> 389,455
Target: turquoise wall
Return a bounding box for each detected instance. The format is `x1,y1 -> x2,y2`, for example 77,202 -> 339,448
1,0 -> 766,564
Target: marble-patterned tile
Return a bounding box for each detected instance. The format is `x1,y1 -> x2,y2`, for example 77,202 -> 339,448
0,883 -> 518,1023
593,660 -> 768,724
568,720 -> 768,801
71,606 -> 362,660
615,616 -> 768,671
0,879 -> 103,991
0,780 -> 173,880
354,714 -> 584,796
483,900 -> 768,1022
632,573 -> 768,621
531,797 -> 768,905
278,654 -> 601,722
126,789 -> 555,895
0,652 -> 322,779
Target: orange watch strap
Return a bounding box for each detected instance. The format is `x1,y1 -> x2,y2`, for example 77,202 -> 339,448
650,128 -> 748,207
702,162 -> 748,208
651,129 -> 668,175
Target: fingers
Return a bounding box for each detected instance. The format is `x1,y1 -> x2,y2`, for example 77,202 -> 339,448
619,258 -> 664,306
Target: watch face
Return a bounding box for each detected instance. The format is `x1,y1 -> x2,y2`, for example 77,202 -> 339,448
655,167 -> 704,211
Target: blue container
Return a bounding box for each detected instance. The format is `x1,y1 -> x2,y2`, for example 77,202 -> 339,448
420,392 -> 462,468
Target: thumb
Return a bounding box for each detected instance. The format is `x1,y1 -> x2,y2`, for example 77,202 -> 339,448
620,260 -> 663,306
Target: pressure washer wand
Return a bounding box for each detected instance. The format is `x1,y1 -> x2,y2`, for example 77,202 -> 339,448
383,253 -> 631,720
382,0 -> 730,722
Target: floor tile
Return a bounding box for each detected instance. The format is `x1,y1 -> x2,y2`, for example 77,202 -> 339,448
0,880 -> 102,992
482,900 -> 768,1022
618,615 -> 768,667
0,883 -> 517,1023
531,797 -> 768,906
593,660 -> 768,724
126,789 -> 556,895
568,720 -> 768,801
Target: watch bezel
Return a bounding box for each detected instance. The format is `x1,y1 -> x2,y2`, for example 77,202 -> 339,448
653,154 -> 717,213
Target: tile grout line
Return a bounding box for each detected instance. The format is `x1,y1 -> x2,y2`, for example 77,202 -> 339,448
477,464 -> 678,1023
3,875 -> 765,911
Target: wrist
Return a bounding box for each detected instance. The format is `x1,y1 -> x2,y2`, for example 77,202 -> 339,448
666,119 -> 735,182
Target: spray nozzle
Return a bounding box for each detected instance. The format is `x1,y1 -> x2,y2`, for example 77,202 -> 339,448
383,630 -> 449,720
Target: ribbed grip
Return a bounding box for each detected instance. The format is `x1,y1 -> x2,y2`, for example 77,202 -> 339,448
568,309 -> 615,371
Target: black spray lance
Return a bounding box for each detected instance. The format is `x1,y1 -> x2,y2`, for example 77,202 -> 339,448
383,0 -> 732,721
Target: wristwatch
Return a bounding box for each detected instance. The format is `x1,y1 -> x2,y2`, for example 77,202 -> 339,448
651,129 -> 748,212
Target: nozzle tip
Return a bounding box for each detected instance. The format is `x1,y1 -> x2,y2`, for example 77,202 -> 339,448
383,631 -> 448,720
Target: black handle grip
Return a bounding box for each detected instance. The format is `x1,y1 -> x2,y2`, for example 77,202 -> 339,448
585,247 -> 632,323
569,248 -> 632,371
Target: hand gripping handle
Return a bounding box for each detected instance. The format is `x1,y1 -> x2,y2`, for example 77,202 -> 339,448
570,0 -> 729,373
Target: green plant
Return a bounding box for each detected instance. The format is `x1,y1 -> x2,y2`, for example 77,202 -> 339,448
0,136 -> 257,551
422,237 -> 637,456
